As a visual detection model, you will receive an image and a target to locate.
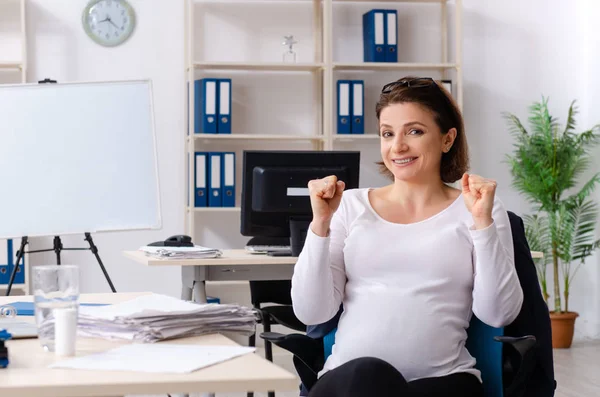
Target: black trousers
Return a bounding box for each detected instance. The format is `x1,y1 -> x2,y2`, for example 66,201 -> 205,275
308,357 -> 484,397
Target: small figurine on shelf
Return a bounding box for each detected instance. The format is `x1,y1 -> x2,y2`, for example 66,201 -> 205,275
282,35 -> 297,63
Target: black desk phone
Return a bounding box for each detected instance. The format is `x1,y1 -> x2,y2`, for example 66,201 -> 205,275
148,235 -> 194,247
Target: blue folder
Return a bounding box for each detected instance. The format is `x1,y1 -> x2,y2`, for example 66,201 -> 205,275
208,152 -> 223,207
7,240 -> 24,285
221,152 -> 235,207
351,80 -> 364,134
194,152 -> 208,207
337,80 -> 352,134
385,10 -> 398,62
217,79 -> 232,134
363,10 -> 386,62
195,78 -> 218,134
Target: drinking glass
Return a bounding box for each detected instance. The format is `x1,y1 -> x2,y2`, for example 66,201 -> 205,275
32,265 -> 79,352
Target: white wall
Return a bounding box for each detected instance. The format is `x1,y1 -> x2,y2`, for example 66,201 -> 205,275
16,0 -> 186,297
463,0 -> 600,340
1,0 -> 599,340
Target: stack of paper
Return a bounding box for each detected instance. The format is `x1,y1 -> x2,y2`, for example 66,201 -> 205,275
139,245 -> 222,259
75,294 -> 257,343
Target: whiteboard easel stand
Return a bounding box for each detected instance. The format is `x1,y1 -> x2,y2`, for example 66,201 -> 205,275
5,233 -> 117,296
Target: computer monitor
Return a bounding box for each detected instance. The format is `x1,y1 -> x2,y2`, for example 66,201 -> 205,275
241,150 -> 360,255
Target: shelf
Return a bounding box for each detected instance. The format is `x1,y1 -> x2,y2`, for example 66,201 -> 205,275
190,134 -> 324,141
189,207 -> 241,212
0,62 -> 23,70
193,62 -> 324,72
333,62 -> 458,71
334,0 -> 446,3
333,134 -> 379,140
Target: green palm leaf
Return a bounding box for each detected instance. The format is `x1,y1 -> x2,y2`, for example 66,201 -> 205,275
505,97 -> 600,312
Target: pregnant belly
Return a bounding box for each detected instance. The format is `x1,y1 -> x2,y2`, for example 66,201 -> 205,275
330,295 -> 469,381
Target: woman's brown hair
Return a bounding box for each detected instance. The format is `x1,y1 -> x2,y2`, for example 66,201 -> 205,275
375,77 -> 469,183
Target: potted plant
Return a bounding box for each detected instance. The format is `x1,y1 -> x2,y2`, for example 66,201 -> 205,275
504,97 -> 600,348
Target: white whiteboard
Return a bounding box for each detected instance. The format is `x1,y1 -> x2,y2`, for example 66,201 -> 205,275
0,80 -> 161,239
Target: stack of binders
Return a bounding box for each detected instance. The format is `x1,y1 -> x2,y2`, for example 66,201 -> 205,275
363,9 -> 397,63
194,78 -> 232,134
194,152 -> 236,208
337,80 -> 364,135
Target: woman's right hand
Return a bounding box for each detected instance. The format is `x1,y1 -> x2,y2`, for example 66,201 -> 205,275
307,175 -> 345,236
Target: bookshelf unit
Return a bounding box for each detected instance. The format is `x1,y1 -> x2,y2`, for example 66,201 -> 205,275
184,0 -> 462,243
0,0 -> 28,294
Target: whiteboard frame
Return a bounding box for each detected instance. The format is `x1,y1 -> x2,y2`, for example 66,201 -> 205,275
0,78 -> 162,239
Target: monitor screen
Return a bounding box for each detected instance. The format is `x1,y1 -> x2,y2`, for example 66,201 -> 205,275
241,150 -> 361,239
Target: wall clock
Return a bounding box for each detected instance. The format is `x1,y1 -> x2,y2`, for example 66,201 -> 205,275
82,0 -> 136,47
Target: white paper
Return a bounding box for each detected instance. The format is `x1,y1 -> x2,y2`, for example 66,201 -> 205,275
139,245 -> 222,259
49,344 -> 256,374
74,293 -> 257,343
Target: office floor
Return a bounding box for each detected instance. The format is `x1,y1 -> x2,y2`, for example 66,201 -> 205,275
134,340 -> 600,397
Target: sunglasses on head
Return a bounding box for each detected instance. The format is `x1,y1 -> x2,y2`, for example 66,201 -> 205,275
381,77 -> 438,94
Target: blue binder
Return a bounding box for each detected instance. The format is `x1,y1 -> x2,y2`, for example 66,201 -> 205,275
363,10 -> 386,62
337,80 -> 352,134
194,78 -> 218,134
385,10 -> 398,62
221,152 -> 235,207
351,80 -> 364,134
207,152 -> 222,207
194,152 -> 208,207
217,79 -> 232,134
0,240 -> 9,285
7,239 -> 24,285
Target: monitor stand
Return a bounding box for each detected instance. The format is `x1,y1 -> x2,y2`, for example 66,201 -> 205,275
246,217 -> 311,257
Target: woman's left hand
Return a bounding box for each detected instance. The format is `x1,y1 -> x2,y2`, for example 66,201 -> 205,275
461,173 -> 496,229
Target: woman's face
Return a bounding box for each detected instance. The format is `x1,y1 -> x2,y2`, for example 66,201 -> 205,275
379,102 -> 456,183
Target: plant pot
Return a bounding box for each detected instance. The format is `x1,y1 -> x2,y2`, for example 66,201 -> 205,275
550,311 -> 579,348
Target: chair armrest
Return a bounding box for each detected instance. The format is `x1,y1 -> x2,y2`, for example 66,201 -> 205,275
260,332 -> 324,392
260,332 -> 324,367
494,335 -> 537,397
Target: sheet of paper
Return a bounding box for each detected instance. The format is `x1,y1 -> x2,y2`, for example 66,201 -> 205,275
78,293 -> 214,321
49,344 -> 256,374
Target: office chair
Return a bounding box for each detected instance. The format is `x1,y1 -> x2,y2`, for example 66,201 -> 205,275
260,211 -> 557,397
262,314 -> 536,397
248,279 -> 306,397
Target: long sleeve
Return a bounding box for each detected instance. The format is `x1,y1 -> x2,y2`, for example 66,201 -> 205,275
291,197 -> 348,325
470,198 -> 524,328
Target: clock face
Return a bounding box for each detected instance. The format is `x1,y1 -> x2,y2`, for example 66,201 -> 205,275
82,0 -> 136,47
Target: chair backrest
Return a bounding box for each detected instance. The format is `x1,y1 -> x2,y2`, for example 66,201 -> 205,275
320,316 -> 505,397
249,280 -> 293,307
465,316 -> 504,397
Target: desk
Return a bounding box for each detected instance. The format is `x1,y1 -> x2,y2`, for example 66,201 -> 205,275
124,250 -> 297,303
0,292 -> 298,397
123,249 -> 544,303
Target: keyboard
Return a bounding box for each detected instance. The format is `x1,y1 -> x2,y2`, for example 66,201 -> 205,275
245,245 -> 291,254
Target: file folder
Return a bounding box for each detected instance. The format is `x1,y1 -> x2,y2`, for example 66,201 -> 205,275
385,10 -> 398,62
337,80 -> 352,134
8,239 -> 24,285
208,152 -> 222,207
0,240 -> 8,285
217,79 -> 232,134
194,79 -> 218,134
351,80 -> 364,134
194,152 -> 208,207
363,10 -> 386,62
221,152 -> 235,207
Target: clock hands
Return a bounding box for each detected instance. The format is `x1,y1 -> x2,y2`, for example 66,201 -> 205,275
108,19 -> 119,29
97,15 -> 121,32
